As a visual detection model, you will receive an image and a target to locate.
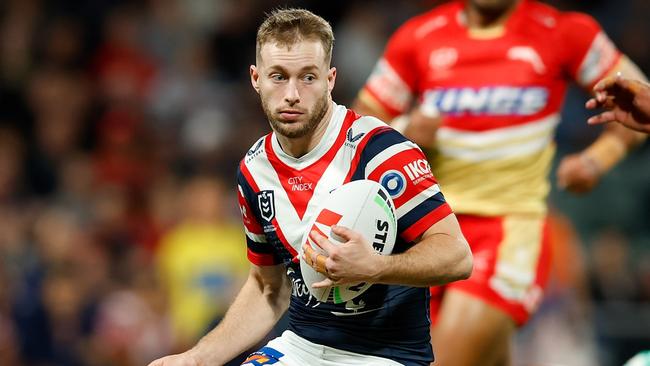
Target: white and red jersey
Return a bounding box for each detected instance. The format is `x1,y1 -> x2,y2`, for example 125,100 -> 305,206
236,103 -> 451,364
362,0 -> 621,216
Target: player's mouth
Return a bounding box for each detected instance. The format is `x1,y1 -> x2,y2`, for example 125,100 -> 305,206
278,109 -> 304,121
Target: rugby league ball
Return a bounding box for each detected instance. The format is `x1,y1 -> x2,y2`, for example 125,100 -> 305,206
299,179 -> 397,304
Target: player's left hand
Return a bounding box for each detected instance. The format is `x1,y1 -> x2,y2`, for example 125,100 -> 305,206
556,153 -> 602,193
302,225 -> 382,288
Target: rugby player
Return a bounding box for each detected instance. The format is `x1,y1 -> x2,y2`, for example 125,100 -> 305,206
354,0 -> 646,364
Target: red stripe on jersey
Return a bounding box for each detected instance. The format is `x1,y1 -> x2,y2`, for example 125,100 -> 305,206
266,110 -> 361,219
247,248 -> 278,266
240,159 -> 261,191
238,161 -> 264,235
241,158 -> 298,262
401,203 -> 452,243
315,209 -> 343,227
344,125 -> 393,183
366,148 -> 437,209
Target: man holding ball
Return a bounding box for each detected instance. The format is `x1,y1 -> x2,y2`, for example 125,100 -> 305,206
148,8 -> 471,366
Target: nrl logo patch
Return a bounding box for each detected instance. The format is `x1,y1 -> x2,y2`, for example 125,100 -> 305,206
258,190 -> 275,222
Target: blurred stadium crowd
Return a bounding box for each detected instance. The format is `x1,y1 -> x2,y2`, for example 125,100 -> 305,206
0,0 -> 648,365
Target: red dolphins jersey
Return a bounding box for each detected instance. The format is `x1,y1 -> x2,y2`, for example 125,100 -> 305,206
362,0 -> 621,215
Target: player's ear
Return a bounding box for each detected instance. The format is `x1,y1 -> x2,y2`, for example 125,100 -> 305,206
327,67 -> 336,93
250,65 -> 260,94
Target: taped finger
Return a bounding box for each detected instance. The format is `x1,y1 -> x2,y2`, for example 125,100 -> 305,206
315,253 -> 328,275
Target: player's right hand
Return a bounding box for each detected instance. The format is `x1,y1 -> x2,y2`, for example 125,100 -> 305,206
147,351 -> 202,366
304,225 -> 382,287
556,153 -> 602,194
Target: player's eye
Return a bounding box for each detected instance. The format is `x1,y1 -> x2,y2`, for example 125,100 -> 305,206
271,74 -> 286,81
303,74 -> 316,82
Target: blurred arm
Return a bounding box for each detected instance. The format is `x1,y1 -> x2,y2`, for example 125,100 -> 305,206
557,56 -> 647,193
353,90 -> 442,147
353,89 -> 395,122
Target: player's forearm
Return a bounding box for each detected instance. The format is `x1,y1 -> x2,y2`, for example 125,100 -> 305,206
581,123 -> 644,174
352,90 -> 395,122
612,55 -> 648,84
372,231 -> 472,287
190,271 -> 291,365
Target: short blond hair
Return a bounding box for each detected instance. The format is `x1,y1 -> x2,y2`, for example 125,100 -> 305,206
256,8 -> 334,64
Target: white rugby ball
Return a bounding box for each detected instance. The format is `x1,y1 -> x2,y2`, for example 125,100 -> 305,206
300,179 -> 397,304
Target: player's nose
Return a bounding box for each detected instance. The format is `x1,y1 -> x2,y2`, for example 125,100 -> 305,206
284,79 -> 300,105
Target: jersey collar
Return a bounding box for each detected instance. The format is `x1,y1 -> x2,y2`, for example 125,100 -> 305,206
271,102 -> 346,169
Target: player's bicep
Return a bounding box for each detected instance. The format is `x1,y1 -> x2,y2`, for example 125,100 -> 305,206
417,212 -> 463,244
249,263 -> 291,297
394,180 -> 452,244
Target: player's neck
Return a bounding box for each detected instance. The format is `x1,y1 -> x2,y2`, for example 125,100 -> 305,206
464,2 -> 518,30
276,101 -> 334,158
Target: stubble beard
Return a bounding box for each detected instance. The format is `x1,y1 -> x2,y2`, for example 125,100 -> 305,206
262,91 -> 330,139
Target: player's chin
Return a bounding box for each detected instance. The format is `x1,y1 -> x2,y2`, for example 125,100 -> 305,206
274,122 -> 310,138
276,118 -> 305,127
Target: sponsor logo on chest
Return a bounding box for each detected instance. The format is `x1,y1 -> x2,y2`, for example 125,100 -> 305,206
287,176 -> 313,192
423,86 -> 549,116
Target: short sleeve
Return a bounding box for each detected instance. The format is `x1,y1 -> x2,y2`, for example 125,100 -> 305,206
559,12 -> 621,88
236,165 -> 281,266
361,21 -> 419,117
361,129 -> 452,243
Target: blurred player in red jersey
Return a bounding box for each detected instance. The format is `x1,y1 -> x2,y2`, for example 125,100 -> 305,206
587,74 -> 650,133
354,0 -> 647,365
